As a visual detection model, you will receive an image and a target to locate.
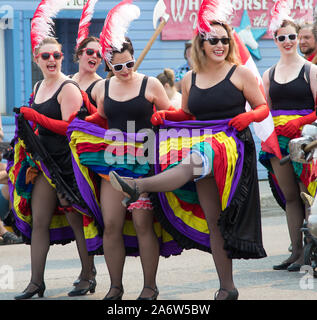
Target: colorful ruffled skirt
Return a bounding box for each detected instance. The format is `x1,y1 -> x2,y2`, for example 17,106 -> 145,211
150,119 -> 266,259
67,118 -> 183,257
7,115 -> 97,245
259,109 -> 317,209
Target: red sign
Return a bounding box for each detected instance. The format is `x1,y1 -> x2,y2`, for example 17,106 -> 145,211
161,0 -> 317,40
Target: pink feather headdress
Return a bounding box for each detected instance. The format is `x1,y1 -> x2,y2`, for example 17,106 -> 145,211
76,0 -> 98,49
31,0 -> 65,54
99,0 -> 140,61
196,0 -> 234,39
269,0 -> 294,35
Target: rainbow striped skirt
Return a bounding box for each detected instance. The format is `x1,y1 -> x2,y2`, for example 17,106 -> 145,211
67,118 -> 183,257
7,116 -> 97,246
259,109 -> 317,209
68,118 -> 266,259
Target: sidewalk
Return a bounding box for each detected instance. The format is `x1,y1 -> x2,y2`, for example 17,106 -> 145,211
259,179 -> 283,217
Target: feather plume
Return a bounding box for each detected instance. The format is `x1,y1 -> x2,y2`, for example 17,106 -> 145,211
269,0 -> 293,35
99,0 -> 140,61
76,0 -> 98,48
31,0 -> 65,53
196,0 -> 234,38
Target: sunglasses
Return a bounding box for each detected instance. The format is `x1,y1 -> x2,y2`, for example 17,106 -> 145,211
275,34 -> 297,42
83,48 -> 102,59
35,51 -> 63,60
109,60 -> 135,72
207,37 -> 230,45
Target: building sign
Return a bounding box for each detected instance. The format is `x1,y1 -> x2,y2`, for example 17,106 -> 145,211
162,0 -> 317,40
64,0 -> 88,10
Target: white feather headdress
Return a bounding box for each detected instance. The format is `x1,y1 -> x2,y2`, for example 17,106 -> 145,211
99,0 -> 140,61
31,0 -> 65,54
196,0 -> 234,39
269,0 -> 294,35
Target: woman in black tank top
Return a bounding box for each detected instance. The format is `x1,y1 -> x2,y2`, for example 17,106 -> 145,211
68,36 -> 102,288
13,38 -> 96,299
260,19 -> 317,272
68,36 -> 173,300
109,22 -> 269,300
71,37 -> 102,107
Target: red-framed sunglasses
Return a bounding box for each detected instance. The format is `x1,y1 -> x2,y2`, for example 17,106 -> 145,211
35,51 -> 63,60
83,48 -> 102,59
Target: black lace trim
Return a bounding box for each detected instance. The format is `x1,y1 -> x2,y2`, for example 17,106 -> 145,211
17,115 -> 87,208
150,128 -> 267,259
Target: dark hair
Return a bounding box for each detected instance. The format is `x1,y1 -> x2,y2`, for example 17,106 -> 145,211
73,36 -> 100,62
104,37 -> 134,72
274,20 -> 300,38
157,68 -> 175,87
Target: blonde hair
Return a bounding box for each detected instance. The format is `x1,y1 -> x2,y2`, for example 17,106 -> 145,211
33,37 -> 62,60
191,22 -> 240,72
157,68 -> 175,87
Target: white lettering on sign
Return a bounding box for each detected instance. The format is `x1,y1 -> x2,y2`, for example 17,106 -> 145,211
64,0 -> 88,10
171,0 -> 188,22
163,0 -> 317,40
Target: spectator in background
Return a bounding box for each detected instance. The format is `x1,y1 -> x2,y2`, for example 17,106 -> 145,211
298,23 -> 317,63
157,68 -> 182,109
174,41 -> 193,92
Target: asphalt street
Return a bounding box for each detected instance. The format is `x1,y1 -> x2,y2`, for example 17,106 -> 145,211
0,180 -> 317,301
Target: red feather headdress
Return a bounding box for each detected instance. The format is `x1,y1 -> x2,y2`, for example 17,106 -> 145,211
196,0 -> 234,39
269,0 -> 294,35
76,0 -> 98,48
99,0 -> 140,61
31,0 -> 65,54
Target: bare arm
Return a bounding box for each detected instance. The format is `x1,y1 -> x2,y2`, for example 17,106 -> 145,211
93,79 -> 107,119
262,69 -> 272,109
58,83 -> 83,121
180,71 -> 193,114
147,77 -> 170,111
237,66 -> 266,108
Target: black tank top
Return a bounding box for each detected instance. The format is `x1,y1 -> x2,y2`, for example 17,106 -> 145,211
32,80 -> 80,171
86,79 -> 101,107
68,75 -> 100,107
104,76 -> 153,132
188,66 -> 246,120
269,64 -> 315,110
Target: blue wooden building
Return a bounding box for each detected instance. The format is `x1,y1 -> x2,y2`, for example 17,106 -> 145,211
0,0 -> 289,179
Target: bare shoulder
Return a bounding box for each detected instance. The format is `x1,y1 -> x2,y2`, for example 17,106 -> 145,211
309,62 -> 317,75
94,78 -> 106,91
262,67 -> 270,79
147,75 -> 162,89
61,82 -> 81,97
235,65 -> 256,80
182,70 -> 193,88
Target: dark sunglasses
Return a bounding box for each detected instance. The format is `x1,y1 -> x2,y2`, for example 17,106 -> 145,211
35,51 -> 63,60
276,34 -> 297,42
109,60 -> 135,72
83,48 -> 102,59
207,37 -> 230,45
